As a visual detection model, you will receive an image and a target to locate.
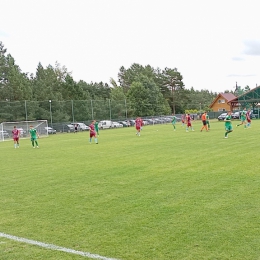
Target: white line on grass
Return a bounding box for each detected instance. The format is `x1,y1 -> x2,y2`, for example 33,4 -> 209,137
0,232 -> 120,260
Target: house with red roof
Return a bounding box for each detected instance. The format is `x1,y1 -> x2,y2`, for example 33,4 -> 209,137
209,93 -> 237,112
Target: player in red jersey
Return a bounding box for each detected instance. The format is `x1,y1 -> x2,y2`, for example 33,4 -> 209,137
246,109 -> 251,128
181,114 -> 185,127
135,117 -> 143,136
12,126 -> 20,148
89,120 -> 98,144
186,114 -> 194,132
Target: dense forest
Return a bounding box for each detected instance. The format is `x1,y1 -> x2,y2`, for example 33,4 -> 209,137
0,41 -> 220,123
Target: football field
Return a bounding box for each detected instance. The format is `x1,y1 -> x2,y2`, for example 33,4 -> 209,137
1,119 -> 260,260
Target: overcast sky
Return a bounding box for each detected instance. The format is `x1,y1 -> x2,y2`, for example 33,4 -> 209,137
1,0 -> 260,93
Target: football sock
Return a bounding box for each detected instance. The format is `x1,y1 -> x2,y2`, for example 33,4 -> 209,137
94,138 -> 98,143
35,140 -> 38,146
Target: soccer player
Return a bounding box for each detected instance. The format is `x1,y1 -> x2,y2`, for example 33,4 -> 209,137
186,114 -> 194,132
135,117 -> 142,136
12,126 -> 20,148
74,124 -> 78,133
224,111 -> 233,138
29,125 -> 40,148
171,114 -> 177,131
236,108 -> 247,128
89,120 -> 98,144
246,109 -> 251,128
206,113 -> 210,130
94,120 -> 99,136
200,111 -> 208,132
181,114 -> 185,127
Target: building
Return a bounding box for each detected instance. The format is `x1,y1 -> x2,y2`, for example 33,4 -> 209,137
209,93 -> 237,112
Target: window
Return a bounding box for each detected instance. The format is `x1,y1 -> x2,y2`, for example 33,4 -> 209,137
218,99 -> 225,104
218,108 -> 226,112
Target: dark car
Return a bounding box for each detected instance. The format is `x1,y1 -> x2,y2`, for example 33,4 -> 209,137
118,121 -> 129,127
217,113 -> 227,121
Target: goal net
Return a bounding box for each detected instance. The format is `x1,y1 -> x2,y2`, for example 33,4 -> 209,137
0,120 -> 48,142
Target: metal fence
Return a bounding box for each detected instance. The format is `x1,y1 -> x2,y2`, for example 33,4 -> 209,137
0,100 -> 231,126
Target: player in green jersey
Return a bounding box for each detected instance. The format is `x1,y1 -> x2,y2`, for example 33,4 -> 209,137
236,108 -> 247,128
94,120 -> 99,136
206,113 -> 210,130
29,125 -> 40,148
171,115 -> 177,131
224,111 -> 233,138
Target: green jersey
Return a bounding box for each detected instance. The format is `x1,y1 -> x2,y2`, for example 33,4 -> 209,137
29,128 -> 37,138
241,110 -> 246,120
94,122 -> 99,131
172,116 -> 176,124
224,115 -> 232,127
206,114 -> 209,121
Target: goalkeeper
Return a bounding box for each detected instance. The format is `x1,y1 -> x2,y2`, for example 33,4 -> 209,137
29,125 -> 40,148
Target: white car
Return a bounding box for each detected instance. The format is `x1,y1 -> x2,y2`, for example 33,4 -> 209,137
17,128 -> 26,137
71,123 -> 90,131
45,127 -> 57,134
98,120 -> 114,129
113,122 -> 123,128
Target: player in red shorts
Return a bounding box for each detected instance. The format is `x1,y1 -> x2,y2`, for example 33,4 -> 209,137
89,120 -> 98,144
135,117 -> 142,136
246,109 -> 251,128
186,114 -> 194,132
12,126 -> 20,148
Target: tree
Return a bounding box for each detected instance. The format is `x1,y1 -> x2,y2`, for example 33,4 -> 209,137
127,75 -> 170,117
161,68 -> 184,114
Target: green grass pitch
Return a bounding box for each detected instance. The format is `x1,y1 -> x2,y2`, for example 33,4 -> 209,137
1,119 -> 260,260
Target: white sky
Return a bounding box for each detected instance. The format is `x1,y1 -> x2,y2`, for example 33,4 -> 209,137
1,0 -> 260,93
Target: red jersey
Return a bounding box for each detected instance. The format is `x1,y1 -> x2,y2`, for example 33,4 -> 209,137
89,124 -> 96,137
246,111 -> 251,121
135,118 -> 142,128
12,129 -> 19,139
186,115 -> 191,126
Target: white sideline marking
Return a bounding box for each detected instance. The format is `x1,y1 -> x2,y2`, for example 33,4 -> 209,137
0,232 -> 120,260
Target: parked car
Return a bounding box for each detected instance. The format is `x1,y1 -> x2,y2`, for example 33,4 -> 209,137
98,120 -> 114,129
71,123 -> 89,131
218,113 -> 227,121
66,124 -> 74,132
17,128 -> 26,137
250,113 -> 256,119
0,130 -> 10,139
118,121 -> 129,127
113,121 -> 123,128
231,112 -> 240,119
45,127 -> 57,134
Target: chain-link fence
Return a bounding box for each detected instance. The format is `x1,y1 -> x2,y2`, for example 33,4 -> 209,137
0,100 -> 228,126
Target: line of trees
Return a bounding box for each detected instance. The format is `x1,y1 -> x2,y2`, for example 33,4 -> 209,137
0,41 -> 218,122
